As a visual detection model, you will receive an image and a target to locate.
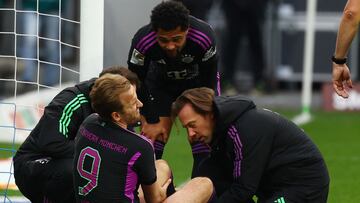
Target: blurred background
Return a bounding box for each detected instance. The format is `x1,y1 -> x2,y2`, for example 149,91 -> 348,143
0,0 -> 359,202
1,0 -> 358,108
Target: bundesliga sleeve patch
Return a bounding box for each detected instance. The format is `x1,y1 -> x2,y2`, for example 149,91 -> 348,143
130,49 -> 145,66
202,46 -> 216,62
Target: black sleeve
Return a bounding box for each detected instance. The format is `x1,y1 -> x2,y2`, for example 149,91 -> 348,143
199,53 -> 217,90
127,29 -> 159,124
134,141 -> 157,185
217,109 -> 275,202
127,36 -> 150,84
37,90 -> 88,158
198,28 -> 218,91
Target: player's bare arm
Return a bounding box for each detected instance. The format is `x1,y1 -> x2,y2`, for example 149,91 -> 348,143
332,0 -> 360,98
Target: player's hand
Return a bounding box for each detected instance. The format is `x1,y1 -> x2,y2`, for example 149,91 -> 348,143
161,178 -> 172,191
160,178 -> 172,202
157,117 -> 172,143
332,63 -> 353,98
140,117 -> 172,143
141,117 -> 163,142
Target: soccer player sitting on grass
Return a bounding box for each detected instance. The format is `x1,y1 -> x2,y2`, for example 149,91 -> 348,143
73,74 -> 214,203
13,66 -> 140,203
172,87 -> 330,203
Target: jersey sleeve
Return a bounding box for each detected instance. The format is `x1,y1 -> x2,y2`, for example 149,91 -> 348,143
134,140 -> 157,185
217,109 -> 275,202
127,28 -> 151,83
197,25 -> 218,90
127,27 -> 159,123
199,50 -> 217,90
37,90 -> 88,158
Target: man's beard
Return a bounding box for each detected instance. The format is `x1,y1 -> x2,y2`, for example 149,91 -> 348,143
165,49 -> 180,58
123,112 -> 141,125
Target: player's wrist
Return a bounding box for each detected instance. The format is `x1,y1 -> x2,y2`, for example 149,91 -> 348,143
331,55 -> 347,65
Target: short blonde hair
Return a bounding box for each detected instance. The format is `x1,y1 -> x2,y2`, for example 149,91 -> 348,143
90,74 -> 131,120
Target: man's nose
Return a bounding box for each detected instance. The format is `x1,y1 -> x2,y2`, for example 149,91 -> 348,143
137,99 -> 143,107
188,128 -> 196,138
166,42 -> 176,50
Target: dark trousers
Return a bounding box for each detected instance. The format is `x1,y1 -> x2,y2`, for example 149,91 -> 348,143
257,184 -> 329,203
14,157 -> 75,203
221,3 -> 266,87
195,152 -> 329,203
176,0 -> 214,21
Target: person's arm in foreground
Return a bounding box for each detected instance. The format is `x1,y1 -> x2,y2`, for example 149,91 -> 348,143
332,0 -> 360,98
140,160 -> 171,203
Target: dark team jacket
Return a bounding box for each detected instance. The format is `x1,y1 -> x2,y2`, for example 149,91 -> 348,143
207,96 -> 330,203
127,16 -> 218,123
13,79 -> 95,162
73,114 -> 156,203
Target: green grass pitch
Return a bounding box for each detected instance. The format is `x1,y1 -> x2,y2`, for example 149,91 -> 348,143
163,110 -> 360,202
1,110 -> 359,202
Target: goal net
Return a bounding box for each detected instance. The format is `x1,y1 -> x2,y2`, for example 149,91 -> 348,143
0,0 -> 98,201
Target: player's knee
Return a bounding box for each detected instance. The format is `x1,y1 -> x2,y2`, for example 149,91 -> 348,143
196,177 -> 213,188
155,159 -> 171,172
192,177 -> 214,195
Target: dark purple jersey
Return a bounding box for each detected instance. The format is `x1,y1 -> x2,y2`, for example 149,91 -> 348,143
73,114 -> 156,203
128,16 -> 218,122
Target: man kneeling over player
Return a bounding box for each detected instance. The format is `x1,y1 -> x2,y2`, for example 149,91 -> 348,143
73,74 -> 213,203
172,87 -> 329,203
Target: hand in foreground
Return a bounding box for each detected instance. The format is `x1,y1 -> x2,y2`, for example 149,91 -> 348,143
332,63 -> 353,98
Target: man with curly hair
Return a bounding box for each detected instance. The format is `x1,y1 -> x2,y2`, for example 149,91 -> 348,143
128,0 -> 219,176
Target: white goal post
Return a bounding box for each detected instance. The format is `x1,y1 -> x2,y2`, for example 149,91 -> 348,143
80,0 -> 104,80
292,0 -> 317,125
0,1 -> 104,201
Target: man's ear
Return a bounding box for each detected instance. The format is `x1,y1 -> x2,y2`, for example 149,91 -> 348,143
111,111 -> 121,122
